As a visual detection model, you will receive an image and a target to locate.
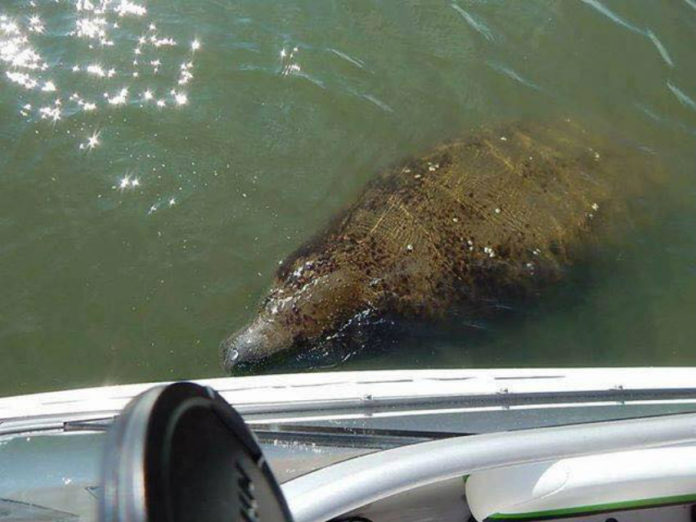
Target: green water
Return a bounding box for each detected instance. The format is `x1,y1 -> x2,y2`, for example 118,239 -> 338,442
1,0 -> 695,397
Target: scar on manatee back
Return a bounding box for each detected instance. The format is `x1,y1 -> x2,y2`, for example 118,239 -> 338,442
220,118 -> 664,370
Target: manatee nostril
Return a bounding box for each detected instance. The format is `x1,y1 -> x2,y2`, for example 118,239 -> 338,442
221,346 -> 240,372
220,338 -> 241,372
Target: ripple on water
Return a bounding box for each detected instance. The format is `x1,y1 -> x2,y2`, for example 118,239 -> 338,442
451,3 -> 496,42
580,0 -> 678,71
667,82 -> 696,113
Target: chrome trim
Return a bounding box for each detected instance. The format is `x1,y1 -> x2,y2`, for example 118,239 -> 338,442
282,412 -> 696,522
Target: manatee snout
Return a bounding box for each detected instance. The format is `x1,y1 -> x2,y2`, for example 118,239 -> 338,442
219,329 -> 250,372
220,316 -> 292,371
219,339 -> 240,371
221,265 -> 371,371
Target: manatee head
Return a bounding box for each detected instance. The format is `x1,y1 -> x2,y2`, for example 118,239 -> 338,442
220,246 -> 375,371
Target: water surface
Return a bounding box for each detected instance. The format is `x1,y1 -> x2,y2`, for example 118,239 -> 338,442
1,0 -> 695,396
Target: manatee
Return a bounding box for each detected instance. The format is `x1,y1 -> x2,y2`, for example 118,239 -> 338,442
221,119 -> 658,370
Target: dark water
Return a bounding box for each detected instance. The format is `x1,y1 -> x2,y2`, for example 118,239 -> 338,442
0,0 -> 695,396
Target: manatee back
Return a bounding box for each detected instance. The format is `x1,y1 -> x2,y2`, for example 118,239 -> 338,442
334,119 -> 660,314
